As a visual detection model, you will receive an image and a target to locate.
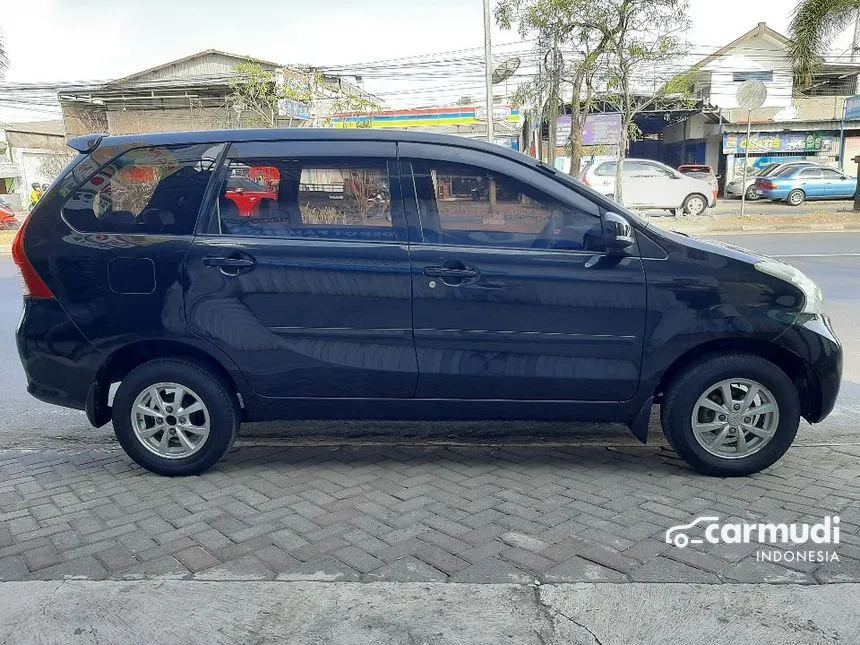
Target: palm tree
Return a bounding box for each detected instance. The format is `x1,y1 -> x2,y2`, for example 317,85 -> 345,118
788,0 -> 860,83
0,28 -> 8,80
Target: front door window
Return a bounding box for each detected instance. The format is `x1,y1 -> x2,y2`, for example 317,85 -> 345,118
409,160 -> 603,252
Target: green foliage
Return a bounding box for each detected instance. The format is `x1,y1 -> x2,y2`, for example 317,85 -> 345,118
229,62 -> 382,128
496,0 -> 618,170
229,62 -> 280,127
789,0 -> 860,85
0,26 -> 8,80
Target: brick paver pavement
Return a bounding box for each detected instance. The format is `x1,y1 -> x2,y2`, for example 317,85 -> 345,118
1,442 -> 858,583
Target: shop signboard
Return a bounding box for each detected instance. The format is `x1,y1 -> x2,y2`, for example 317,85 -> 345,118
722,132 -> 835,154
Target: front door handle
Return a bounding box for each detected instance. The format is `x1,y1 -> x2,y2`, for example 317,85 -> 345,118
203,256 -> 255,275
424,262 -> 478,287
424,266 -> 478,279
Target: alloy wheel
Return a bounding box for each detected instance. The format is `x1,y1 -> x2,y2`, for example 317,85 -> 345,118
685,196 -> 706,216
690,378 -> 779,459
131,382 -> 211,459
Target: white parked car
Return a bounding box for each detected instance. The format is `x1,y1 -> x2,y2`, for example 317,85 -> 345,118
581,157 -> 716,215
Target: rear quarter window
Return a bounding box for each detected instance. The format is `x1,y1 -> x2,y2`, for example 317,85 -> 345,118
62,143 -> 224,235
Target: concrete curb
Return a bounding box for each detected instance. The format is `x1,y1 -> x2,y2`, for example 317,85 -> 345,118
647,222 -> 860,235
1,580 -> 858,644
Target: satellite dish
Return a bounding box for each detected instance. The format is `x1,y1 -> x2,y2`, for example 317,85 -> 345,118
737,80 -> 767,110
492,57 -> 521,85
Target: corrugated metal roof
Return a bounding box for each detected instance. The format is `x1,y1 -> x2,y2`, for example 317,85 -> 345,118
112,50 -> 288,85
3,120 -> 65,136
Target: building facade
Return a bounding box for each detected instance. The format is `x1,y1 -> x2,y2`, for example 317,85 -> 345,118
671,22 -> 860,188
58,50 -> 373,137
0,120 -> 68,210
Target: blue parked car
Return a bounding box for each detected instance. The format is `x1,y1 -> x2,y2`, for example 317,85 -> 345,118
755,165 -> 857,206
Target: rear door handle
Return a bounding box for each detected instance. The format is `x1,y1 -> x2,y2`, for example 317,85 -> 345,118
202,256 -> 255,275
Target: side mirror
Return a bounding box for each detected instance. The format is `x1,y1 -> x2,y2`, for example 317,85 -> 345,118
603,212 -> 636,253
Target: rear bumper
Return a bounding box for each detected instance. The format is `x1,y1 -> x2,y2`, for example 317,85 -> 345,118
16,298 -> 101,412
758,188 -> 790,200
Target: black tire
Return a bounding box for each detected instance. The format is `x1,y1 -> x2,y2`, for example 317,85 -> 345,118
787,189 -> 805,206
661,353 -> 800,476
745,185 -> 759,201
112,358 -> 240,476
682,193 -> 708,216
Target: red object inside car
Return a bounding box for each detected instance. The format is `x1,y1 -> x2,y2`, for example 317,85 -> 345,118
225,177 -> 278,216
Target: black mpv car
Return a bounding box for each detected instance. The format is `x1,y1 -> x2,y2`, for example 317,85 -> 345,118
14,129 -> 841,477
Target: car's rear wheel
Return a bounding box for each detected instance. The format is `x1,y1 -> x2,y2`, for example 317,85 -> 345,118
745,185 -> 759,201
787,189 -> 805,206
682,193 -> 707,216
661,353 -> 800,476
112,358 -> 240,476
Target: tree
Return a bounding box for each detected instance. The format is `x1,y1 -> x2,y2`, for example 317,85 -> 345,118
229,63 -> 382,129
0,26 -> 8,80
229,62 -> 282,127
496,0 -> 616,174
601,0 -> 692,204
38,152 -> 76,182
788,0 -> 860,84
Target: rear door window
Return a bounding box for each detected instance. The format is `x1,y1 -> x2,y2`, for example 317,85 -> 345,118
798,168 -> 822,179
210,154 -> 396,242
62,143 -> 224,235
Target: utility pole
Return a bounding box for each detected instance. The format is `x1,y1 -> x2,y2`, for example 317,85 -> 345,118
853,8 -> 860,62
483,0 -> 494,145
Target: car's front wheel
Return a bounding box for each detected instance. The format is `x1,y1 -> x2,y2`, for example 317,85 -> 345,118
661,353 -> 800,476
112,358 -> 240,476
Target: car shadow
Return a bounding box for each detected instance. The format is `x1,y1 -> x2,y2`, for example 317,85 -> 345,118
216,435 -> 693,479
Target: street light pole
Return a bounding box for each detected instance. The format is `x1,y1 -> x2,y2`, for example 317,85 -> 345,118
483,0 -> 494,145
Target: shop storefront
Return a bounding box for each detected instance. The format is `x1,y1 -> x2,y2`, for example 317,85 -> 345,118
723,131 -> 837,183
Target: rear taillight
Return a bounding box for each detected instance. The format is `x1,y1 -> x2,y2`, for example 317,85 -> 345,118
760,181 -> 777,190
12,217 -> 54,299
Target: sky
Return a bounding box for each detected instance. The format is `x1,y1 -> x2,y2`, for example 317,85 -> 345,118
0,0 -> 856,122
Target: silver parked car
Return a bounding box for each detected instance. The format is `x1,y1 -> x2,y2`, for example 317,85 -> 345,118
581,157 -> 715,215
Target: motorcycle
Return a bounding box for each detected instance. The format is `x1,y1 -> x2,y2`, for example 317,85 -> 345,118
0,199 -> 20,230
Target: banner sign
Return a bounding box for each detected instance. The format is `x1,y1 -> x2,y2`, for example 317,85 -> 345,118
332,106 -> 522,129
845,95 -> 860,121
722,132 -> 835,154
555,113 -> 622,146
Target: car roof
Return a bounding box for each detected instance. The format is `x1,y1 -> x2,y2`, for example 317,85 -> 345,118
69,128 -> 540,169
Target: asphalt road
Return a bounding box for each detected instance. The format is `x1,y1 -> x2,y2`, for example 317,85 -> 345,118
1,230 -> 858,450
635,198 -> 858,218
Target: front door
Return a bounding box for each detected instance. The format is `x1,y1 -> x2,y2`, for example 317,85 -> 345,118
400,143 -> 647,401
184,140 -> 417,398
821,167 -> 856,198
796,167 -> 828,199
